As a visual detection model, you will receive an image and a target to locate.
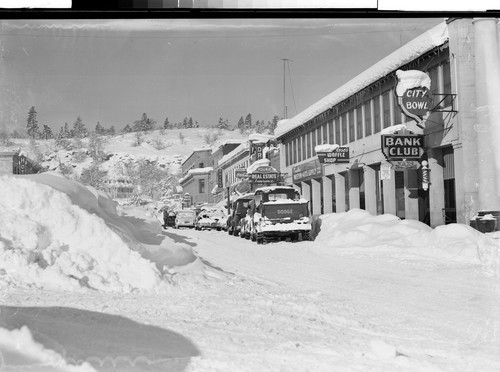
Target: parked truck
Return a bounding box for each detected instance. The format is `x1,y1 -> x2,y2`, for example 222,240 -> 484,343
246,186 -> 312,244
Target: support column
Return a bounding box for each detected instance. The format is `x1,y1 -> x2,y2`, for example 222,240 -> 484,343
428,148 -> 445,227
349,169 -> 360,209
301,181 -> 312,214
322,175 -> 333,214
311,178 -> 322,215
382,167 -> 396,216
334,173 -> 346,213
364,166 -> 377,215
473,18 -> 500,210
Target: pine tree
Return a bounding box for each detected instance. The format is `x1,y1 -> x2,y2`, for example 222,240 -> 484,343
188,117 -> 194,128
42,124 -> 53,140
107,125 -> 116,136
267,115 -> 280,134
182,117 -> 188,129
244,113 -> 253,135
123,124 -> 133,133
63,122 -> 70,138
26,106 -> 39,139
255,120 -> 266,134
73,116 -> 87,139
237,116 -> 245,134
194,120 -> 200,128
133,113 -> 156,132
163,117 -> 172,130
95,122 -> 105,135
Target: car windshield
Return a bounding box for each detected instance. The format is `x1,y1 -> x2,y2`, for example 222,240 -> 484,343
177,211 -> 195,217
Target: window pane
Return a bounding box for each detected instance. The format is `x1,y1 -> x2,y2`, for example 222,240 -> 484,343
292,139 -> 297,164
393,89 -> 403,124
341,114 -> 347,145
382,91 -> 391,128
364,101 -> 372,136
356,106 -> 363,139
312,128 -> 317,150
373,96 -> 381,133
316,128 -> 321,145
348,110 -> 355,142
335,118 -> 341,145
328,120 -> 334,144
306,132 -> 311,158
323,123 -> 328,144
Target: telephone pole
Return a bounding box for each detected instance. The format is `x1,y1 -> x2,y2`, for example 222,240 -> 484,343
281,58 -> 291,119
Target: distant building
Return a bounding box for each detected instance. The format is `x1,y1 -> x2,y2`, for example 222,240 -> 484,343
102,177 -> 135,199
0,151 -> 43,175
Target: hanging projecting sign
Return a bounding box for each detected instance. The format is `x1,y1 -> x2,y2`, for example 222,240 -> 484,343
395,70 -> 433,126
234,169 -> 248,179
251,142 -> 266,160
381,133 -> 424,161
249,166 -> 278,183
317,147 -> 350,164
217,168 -> 223,188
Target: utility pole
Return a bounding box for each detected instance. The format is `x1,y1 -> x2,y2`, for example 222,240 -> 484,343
281,58 -> 291,119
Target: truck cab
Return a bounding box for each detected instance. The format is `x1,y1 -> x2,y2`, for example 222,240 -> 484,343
248,186 -> 312,243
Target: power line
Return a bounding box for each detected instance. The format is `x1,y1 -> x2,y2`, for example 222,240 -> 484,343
0,27 -> 434,40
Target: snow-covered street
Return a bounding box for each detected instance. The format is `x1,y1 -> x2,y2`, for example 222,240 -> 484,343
1,173 -> 500,371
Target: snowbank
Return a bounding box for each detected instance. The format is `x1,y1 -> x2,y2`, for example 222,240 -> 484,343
315,209 -> 499,267
0,326 -> 96,371
0,173 -> 197,293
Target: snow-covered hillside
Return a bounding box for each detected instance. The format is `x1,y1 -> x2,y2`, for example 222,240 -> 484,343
0,128 -> 247,180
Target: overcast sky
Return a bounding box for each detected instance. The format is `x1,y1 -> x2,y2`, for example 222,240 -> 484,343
0,17 -> 443,133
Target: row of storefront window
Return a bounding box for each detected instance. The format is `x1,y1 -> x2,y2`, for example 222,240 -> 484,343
285,60 -> 451,167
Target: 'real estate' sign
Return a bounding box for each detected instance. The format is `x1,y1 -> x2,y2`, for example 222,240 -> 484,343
381,134 -> 424,160
395,70 -> 433,126
317,146 -> 350,164
249,166 -> 278,183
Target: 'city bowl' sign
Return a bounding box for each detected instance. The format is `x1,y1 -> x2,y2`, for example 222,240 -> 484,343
381,134 -> 424,160
395,69 -> 433,126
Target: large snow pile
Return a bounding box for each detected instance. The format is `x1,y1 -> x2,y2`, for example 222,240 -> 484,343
0,173 -> 199,293
0,326 -> 96,371
315,209 -> 499,268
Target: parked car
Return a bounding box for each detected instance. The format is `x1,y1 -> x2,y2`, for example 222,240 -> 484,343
174,209 -> 197,229
227,193 -> 254,236
163,209 -> 177,228
195,207 -> 226,231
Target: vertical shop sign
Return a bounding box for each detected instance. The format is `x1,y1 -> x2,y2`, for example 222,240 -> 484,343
217,168 -> 223,188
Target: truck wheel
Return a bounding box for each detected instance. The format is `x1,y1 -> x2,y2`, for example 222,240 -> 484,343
297,232 -> 303,242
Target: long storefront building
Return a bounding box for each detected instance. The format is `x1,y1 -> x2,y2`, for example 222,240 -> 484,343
275,18 -> 500,228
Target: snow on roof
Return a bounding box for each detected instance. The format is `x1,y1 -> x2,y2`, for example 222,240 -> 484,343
248,133 -> 275,142
188,167 -> 213,175
246,158 -> 271,174
381,124 -> 409,135
315,144 -> 340,153
275,21 -> 449,138
255,185 -> 296,193
218,142 -> 249,167
395,69 -> 432,96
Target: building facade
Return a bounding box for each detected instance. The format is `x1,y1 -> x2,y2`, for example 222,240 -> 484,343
275,18 -> 500,228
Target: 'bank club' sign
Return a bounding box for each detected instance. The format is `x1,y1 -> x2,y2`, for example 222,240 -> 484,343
317,147 -> 350,164
381,134 -> 424,160
395,69 -> 433,126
